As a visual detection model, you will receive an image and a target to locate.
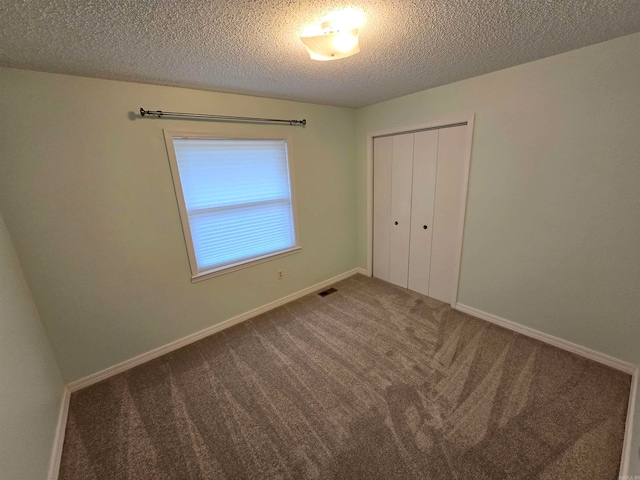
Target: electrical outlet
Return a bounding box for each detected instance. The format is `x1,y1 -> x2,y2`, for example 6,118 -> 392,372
278,270 -> 284,280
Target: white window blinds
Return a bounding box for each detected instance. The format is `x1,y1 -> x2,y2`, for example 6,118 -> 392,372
169,136 -> 298,277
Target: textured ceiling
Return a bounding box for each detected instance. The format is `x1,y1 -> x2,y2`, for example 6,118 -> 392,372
1,1 -> 640,108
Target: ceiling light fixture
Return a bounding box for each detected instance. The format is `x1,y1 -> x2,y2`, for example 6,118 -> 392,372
300,9 -> 364,61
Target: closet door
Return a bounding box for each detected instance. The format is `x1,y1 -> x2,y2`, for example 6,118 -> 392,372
429,125 -> 467,303
407,130 -> 438,296
373,123 -> 470,304
388,134 -> 414,288
373,136 -> 393,282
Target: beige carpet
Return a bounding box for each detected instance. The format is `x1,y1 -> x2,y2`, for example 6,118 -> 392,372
59,274 -> 631,479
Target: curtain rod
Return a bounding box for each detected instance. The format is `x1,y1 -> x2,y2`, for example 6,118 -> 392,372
139,108 -> 306,126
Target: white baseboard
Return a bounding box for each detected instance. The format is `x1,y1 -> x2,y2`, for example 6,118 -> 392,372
455,302 -> 638,477
621,369 -> 638,477
455,303 -> 636,374
67,268 -> 362,392
356,267 -> 370,276
48,386 -> 70,480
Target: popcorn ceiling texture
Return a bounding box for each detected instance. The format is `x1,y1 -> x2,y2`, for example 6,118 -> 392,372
1,0 -> 640,108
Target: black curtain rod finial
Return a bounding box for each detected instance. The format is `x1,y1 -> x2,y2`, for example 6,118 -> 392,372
140,108 -> 163,118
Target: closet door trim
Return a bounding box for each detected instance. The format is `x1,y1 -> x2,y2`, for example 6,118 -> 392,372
365,114 -> 475,307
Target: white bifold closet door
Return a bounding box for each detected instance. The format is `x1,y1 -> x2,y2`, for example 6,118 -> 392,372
407,130 -> 438,296
373,125 -> 467,304
388,133 -> 414,287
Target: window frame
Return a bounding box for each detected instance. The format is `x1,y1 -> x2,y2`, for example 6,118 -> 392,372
163,129 -> 301,282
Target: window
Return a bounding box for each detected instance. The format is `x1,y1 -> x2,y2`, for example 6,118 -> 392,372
164,131 -> 300,281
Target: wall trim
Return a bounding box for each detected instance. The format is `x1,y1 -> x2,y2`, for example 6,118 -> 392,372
48,386 -> 70,480
356,267 -> 370,276
67,268 -> 362,392
455,303 -> 636,373
455,302 -> 637,477
621,367 -> 638,477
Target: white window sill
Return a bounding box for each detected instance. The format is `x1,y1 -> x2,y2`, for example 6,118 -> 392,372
190,246 -> 302,283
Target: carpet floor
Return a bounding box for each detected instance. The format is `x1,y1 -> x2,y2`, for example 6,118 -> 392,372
59,274 -> 631,479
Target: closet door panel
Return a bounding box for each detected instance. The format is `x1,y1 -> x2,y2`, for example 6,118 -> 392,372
388,133 -> 414,288
408,130 -> 438,296
373,136 -> 393,282
430,126 -> 467,303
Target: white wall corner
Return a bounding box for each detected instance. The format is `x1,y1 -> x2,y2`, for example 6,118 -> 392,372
621,367 -> 638,477
48,386 -> 70,480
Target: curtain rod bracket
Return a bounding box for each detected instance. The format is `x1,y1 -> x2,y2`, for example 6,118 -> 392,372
139,107 -> 306,126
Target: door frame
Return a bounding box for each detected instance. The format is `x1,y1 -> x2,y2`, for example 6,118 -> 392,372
366,113 -> 475,307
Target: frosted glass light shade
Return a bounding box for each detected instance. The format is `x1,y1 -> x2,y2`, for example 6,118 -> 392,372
300,28 -> 360,61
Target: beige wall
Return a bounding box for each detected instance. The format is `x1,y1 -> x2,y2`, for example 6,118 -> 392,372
0,68 -> 358,383
356,32 -> 640,473
0,211 -> 63,479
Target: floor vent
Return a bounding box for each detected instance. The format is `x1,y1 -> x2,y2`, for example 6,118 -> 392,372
318,287 -> 338,297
